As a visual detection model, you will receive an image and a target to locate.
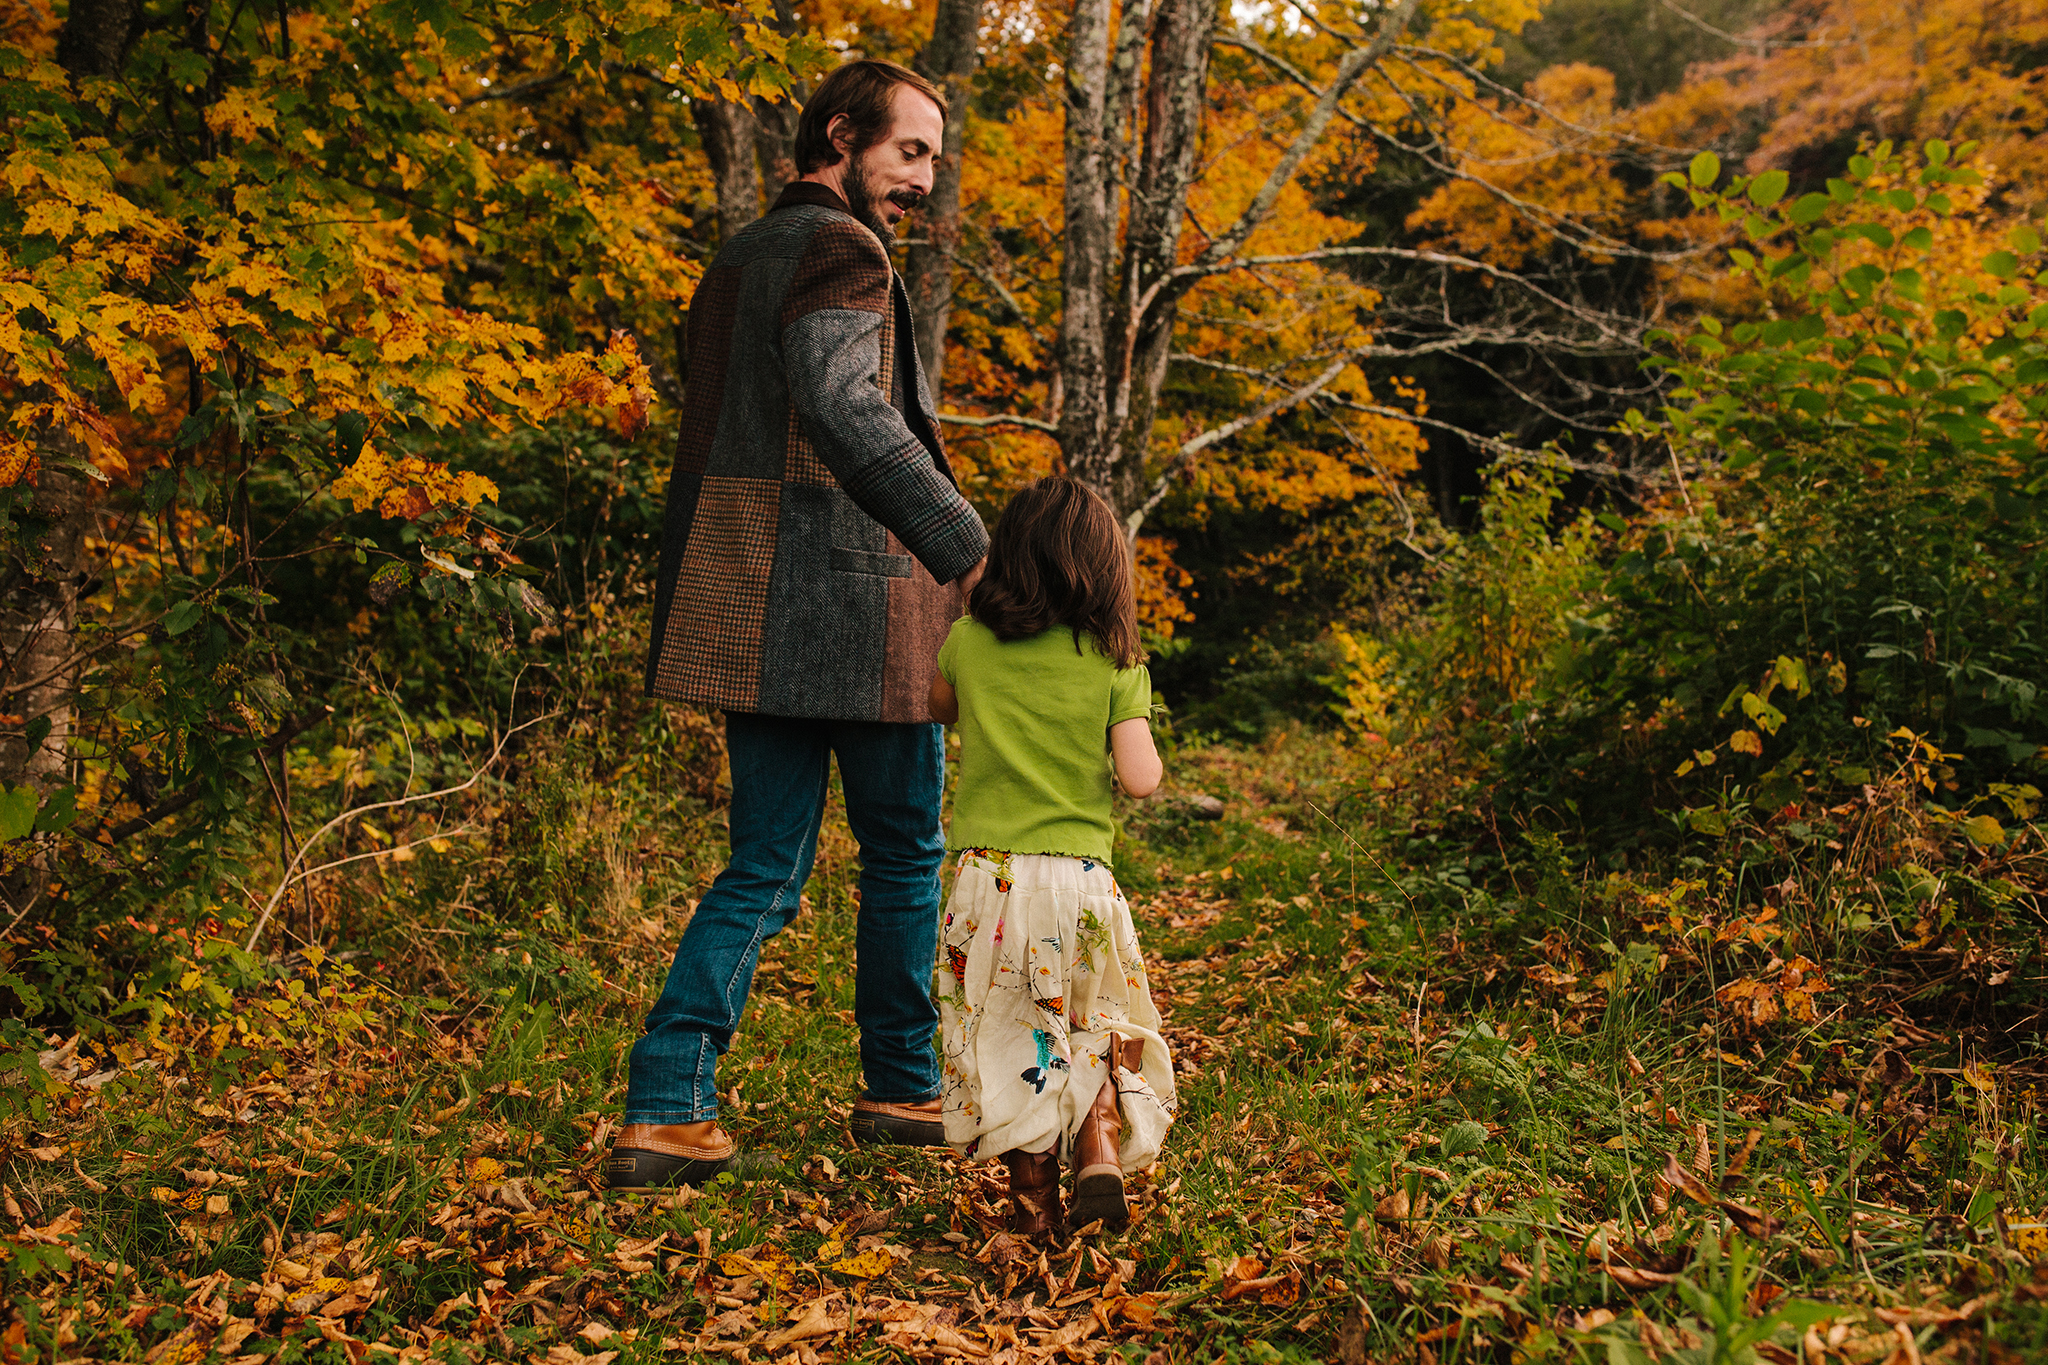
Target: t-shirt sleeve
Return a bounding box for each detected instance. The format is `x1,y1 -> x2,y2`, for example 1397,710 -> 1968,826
938,617 -> 967,685
1108,663 -> 1152,726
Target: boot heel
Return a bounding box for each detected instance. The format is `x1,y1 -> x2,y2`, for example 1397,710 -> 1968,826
1070,1166 -> 1128,1229
1004,1149 -> 1067,1240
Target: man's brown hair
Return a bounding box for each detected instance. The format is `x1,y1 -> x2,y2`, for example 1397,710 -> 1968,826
969,476 -> 1144,670
793,59 -> 948,175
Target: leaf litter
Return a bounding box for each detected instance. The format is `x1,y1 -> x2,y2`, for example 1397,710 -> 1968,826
4,735 -> 2047,1361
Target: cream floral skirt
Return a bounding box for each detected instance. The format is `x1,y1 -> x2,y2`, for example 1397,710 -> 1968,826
936,850 -> 1176,1172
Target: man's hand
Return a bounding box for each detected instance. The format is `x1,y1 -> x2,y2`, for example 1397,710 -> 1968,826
957,555 -> 987,598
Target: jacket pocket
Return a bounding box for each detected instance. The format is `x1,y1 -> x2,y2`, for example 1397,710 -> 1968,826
830,546 -> 913,578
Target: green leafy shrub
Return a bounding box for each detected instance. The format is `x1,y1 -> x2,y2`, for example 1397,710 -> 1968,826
1505,141 -> 2048,835
1411,462 -> 1599,712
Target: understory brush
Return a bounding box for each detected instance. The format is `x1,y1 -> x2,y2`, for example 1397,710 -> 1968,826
1492,145 -> 2046,842
4,710 -> 2044,1363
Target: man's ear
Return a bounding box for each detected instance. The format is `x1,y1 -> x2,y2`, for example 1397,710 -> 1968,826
826,112 -> 855,162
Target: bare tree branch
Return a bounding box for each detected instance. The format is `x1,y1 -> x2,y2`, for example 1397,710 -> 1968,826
959,253 -> 1032,322
245,707 -> 557,951
1128,350 -> 1356,529
1177,0 -> 1424,288
1311,391 -> 1633,479
1652,0 -> 1855,53
936,411 -> 1061,434
1328,414 -> 1438,562
1169,244 -> 1649,344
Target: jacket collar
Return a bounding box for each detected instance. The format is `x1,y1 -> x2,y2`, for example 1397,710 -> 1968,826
772,180 -> 852,215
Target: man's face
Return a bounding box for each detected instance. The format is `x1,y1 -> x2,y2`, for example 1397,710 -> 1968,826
837,85 -> 945,240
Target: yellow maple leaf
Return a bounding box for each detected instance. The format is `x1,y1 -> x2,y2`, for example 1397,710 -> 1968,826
22,201 -> 78,240
718,1246 -> 799,1291
0,435 -> 36,488
204,89 -> 280,141
829,1247 -> 896,1280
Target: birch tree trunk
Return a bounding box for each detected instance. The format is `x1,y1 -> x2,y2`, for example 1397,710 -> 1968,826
0,0 -> 125,801
1105,0 -> 1217,517
1051,0 -> 1423,535
1056,0 -> 1146,494
903,0 -> 984,397
0,462 -> 87,796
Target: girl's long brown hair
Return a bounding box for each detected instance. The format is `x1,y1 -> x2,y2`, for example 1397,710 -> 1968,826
968,476 -> 1144,668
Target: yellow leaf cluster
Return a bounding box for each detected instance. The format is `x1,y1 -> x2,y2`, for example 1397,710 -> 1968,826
1407,63 -> 1632,270
328,444 -> 500,526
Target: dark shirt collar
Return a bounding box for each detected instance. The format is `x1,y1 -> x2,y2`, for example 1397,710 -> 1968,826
772,180 -> 851,215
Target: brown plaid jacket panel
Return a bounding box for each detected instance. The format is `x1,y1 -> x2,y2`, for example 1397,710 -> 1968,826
645,182 -> 989,723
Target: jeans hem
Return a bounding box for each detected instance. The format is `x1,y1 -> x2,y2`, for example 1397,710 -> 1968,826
860,1089 -> 942,1106
620,1111 -> 721,1128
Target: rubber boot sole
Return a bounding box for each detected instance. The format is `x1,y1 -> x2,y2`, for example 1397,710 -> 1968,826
848,1109 -> 946,1147
607,1148 -> 784,1192
1070,1164 -> 1128,1230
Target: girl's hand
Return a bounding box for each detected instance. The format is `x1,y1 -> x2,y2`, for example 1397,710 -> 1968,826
1110,718 -> 1162,797
929,674 -> 960,725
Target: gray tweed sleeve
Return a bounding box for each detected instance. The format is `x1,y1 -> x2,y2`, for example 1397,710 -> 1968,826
783,308 -> 987,584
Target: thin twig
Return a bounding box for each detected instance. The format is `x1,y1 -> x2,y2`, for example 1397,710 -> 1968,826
936,411 -> 1060,434
0,887 -> 42,943
244,710 -> 555,951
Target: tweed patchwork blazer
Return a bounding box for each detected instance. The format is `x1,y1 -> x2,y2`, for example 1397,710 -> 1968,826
645,182 -> 990,724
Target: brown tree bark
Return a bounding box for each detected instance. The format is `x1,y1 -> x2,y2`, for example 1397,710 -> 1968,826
694,97 -> 763,243
55,0 -> 141,78
747,0 -> 805,219
0,0 -> 127,805
0,462 -> 88,798
902,0 -> 984,398
751,97 -> 799,208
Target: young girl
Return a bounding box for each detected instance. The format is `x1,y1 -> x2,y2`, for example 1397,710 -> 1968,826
928,476 -> 1176,1239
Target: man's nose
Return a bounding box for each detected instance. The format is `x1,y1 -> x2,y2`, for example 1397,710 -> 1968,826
907,164 -> 934,197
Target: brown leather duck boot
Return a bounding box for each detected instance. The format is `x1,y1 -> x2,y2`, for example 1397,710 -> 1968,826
849,1096 -> 946,1147
1002,1147 -> 1066,1241
1070,1037 -> 1143,1231
607,1122 -> 782,1191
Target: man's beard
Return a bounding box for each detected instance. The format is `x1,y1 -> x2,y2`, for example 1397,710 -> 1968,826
843,150 -> 922,240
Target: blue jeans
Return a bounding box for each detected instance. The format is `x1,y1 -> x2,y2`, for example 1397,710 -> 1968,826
624,712 -> 946,1124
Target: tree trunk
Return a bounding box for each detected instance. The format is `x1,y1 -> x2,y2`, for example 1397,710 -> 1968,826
903,0 -> 984,398
694,97 -> 762,243
55,0 -> 140,78
0,0 -> 127,805
1050,0 -> 1420,534
1105,0 -> 1217,519
0,458 -> 89,806
748,0 -> 806,216
1056,0 -> 1127,496
751,97 -> 798,208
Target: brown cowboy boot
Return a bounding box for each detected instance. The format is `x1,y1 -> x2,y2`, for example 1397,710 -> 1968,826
1070,1037 -> 1144,1231
1002,1147 -> 1066,1241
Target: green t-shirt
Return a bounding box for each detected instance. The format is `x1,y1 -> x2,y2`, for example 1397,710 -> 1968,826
937,617 -> 1152,865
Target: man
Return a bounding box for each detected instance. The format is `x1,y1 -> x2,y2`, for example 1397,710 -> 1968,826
608,60 -> 990,1191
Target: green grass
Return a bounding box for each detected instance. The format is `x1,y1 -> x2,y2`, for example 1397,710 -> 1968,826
4,722 -> 2045,1362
